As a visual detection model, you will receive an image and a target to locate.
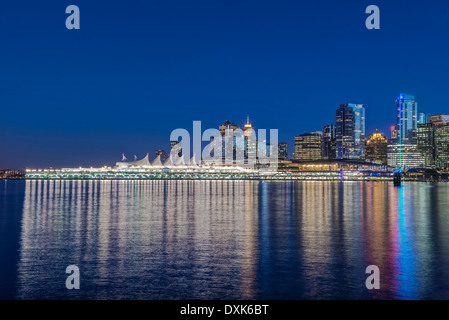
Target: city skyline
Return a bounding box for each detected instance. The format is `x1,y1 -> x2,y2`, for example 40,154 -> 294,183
1,91 -> 446,170
1,1 -> 449,169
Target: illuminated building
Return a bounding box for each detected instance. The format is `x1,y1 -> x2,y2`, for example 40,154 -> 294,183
336,103 -> 365,160
417,123 -> 435,167
365,129 -> 388,165
322,124 -> 336,160
394,94 -> 418,144
242,116 -> 257,162
294,133 -> 322,161
429,114 -> 449,128
218,120 -> 242,163
414,115 -> 449,169
278,142 -> 288,160
435,125 -> 449,170
418,112 -> 430,125
387,143 -> 425,168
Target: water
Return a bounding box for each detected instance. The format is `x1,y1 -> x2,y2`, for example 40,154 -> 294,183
1,179 -> 449,300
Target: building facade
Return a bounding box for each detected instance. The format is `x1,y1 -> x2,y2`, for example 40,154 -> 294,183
294,133 -> 322,161
435,125 -> 449,170
417,123 -> 435,167
322,124 -> 336,160
387,143 -> 425,168
395,94 -> 418,144
365,129 -> 388,165
278,142 -> 288,160
335,103 -> 365,160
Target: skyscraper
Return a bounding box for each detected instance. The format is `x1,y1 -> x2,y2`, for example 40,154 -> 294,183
415,115 -> 449,170
241,116 -> 257,162
417,123 -> 435,167
322,124 -> 336,160
293,133 -> 322,161
278,142 -> 288,160
335,103 -> 365,160
365,130 -> 388,165
395,94 -> 418,144
435,125 -> 449,171
219,120 -> 242,163
418,112 -> 430,125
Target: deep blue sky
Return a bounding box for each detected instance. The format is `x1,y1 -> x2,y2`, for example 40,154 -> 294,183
1,0 -> 448,169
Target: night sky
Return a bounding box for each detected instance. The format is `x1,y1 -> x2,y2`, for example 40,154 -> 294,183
1,0 -> 448,169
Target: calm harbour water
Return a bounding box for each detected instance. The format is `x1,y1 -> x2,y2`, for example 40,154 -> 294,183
1,179 -> 449,300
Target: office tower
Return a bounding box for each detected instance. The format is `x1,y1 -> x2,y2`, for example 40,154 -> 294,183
293,133 -> 322,161
218,120 -> 244,163
322,124 -> 336,160
418,112 -> 430,125
414,115 -> 449,169
278,142 -> 288,160
387,143 -> 425,168
155,149 -> 167,162
435,125 -> 449,170
242,116 -> 257,162
365,130 -> 388,165
417,123 -> 435,167
335,103 -> 365,160
429,114 -> 449,128
395,94 -> 418,144
219,120 -> 241,137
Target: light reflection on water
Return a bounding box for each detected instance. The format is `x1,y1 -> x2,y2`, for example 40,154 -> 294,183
4,180 -> 449,299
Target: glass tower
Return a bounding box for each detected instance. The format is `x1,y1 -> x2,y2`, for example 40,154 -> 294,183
335,103 -> 365,160
395,94 -> 418,144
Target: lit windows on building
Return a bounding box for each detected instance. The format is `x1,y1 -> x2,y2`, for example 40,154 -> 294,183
278,142 -> 288,160
336,103 -> 365,160
365,129 -> 388,165
395,94 -> 418,144
323,124 -> 336,160
417,123 -> 435,167
387,143 -> 425,168
294,133 -> 322,161
435,125 -> 449,171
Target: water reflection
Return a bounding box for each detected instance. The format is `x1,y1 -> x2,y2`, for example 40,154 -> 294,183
13,180 -> 449,299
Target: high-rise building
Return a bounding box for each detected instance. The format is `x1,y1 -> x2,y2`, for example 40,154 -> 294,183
155,149 -> 167,161
241,116 -> 257,162
418,112 -> 430,125
414,115 -> 449,169
435,125 -> 449,170
278,142 -> 288,160
429,114 -> 449,128
322,124 -> 336,160
293,133 -> 322,161
219,120 -> 242,163
417,123 -> 435,167
395,94 -> 418,144
336,103 -> 365,160
365,130 -> 388,165
387,143 -> 425,168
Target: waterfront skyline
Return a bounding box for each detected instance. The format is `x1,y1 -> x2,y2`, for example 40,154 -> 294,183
1,1 -> 449,170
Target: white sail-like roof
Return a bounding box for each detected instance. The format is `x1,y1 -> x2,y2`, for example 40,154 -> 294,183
128,154 -> 151,167
163,155 -> 175,167
151,155 -> 163,167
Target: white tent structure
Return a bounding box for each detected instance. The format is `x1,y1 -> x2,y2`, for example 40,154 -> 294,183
116,153 -> 152,168
151,155 -> 163,167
